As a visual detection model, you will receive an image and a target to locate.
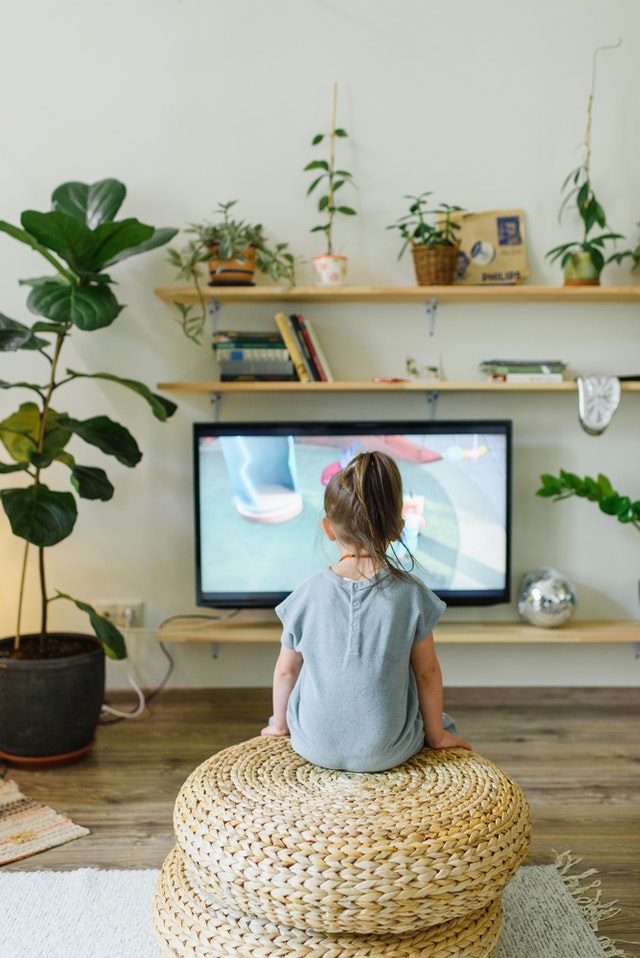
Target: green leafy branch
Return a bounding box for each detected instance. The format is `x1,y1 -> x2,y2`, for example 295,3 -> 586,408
536,470 -> 640,533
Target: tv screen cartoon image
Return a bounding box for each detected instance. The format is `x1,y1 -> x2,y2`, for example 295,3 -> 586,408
194,420 -> 511,607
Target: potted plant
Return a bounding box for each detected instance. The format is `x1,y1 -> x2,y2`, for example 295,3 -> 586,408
536,470 -> 639,532
387,192 -> 465,285
167,200 -> 299,343
0,177 -> 177,765
304,83 -> 357,285
546,42 -> 624,285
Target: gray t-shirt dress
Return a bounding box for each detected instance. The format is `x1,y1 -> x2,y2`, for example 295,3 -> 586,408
276,566 -> 446,772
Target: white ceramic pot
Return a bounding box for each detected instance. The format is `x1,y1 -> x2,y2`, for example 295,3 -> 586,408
312,254 -> 348,286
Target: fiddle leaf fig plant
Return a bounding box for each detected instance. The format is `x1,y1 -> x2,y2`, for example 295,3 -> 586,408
536,470 -> 640,532
0,178 -> 178,658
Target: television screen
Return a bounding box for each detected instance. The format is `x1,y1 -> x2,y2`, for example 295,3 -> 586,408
193,419 -> 512,608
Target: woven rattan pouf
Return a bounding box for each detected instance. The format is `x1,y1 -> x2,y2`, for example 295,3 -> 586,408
153,736 -> 531,957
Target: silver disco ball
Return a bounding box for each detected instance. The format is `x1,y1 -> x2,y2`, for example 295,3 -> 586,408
517,567 -> 577,628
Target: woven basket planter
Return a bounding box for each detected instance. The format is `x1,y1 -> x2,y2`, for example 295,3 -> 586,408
153,845 -> 504,958
411,243 -> 460,285
162,736 -> 530,938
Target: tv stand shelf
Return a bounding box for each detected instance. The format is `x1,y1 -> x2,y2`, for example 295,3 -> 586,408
156,618 -> 640,645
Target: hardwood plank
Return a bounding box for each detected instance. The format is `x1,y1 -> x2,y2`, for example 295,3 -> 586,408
2,687 -> 638,946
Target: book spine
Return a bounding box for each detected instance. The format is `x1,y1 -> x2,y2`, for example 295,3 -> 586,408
295,315 -> 327,381
215,347 -> 290,362
289,314 -> 322,381
213,330 -> 285,346
274,313 -> 311,382
218,359 -> 295,375
303,317 -> 334,382
490,372 -> 564,382
220,373 -> 298,382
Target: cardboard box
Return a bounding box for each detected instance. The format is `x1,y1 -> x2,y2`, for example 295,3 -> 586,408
453,209 -> 528,285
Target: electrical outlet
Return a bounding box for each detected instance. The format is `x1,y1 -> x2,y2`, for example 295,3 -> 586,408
93,601 -> 144,628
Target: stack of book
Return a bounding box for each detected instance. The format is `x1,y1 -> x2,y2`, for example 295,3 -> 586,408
480,359 -> 567,383
214,330 -> 295,381
274,313 -> 334,382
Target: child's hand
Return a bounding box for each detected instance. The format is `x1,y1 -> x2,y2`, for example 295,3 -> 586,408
261,723 -> 289,737
427,730 -> 473,751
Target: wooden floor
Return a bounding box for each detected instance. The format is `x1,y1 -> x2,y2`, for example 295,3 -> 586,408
3,687 -> 639,950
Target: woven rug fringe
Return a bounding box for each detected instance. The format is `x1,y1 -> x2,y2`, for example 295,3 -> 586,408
553,851 -> 634,958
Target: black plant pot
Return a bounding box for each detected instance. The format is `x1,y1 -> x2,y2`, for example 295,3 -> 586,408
0,633 -> 105,766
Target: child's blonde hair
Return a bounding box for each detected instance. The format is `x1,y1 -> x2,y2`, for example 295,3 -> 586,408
324,451 -> 413,577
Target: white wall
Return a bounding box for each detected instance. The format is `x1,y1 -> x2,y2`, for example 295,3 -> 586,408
0,0 -> 638,688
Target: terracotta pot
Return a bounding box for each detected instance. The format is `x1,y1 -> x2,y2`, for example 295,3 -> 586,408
208,245 -> 257,286
312,254 -> 348,286
563,251 -> 601,286
0,633 -> 105,766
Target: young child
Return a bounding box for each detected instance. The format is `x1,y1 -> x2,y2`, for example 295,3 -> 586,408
261,450 -> 471,772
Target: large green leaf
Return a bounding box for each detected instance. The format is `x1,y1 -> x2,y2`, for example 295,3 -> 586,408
52,179 -> 127,228
67,370 -> 178,421
0,402 -> 72,464
21,209 -> 96,271
90,218 -> 155,269
101,226 -> 178,268
27,280 -> 122,330
70,464 -> 114,500
0,313 -> 48,351
0,219 -> 74,282
56,593 -> 127,659
61,415 -> 142,467
21,210 -> 154,274
1,484 -> 77,546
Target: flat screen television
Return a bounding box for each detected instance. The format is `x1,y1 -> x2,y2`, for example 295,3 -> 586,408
193,419 -> 512,609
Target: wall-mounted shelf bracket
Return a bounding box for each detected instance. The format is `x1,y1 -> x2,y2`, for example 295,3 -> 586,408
426,390 -> 439,419
210,642 -> 220,660
209,392 -> 224,421
207,297 -> 221,334
425,297 -> 439,335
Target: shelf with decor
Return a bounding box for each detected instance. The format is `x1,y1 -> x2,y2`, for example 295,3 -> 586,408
156,617 -> 640,645
157,379 -> 640,395
155,283 -> 640,395
155,284 -> 640,305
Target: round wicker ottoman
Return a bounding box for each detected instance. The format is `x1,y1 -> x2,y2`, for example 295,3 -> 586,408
153,736 -> 531,957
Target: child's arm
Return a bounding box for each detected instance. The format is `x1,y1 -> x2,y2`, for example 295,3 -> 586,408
410,633 -> 472,750
261,645 -> 303,737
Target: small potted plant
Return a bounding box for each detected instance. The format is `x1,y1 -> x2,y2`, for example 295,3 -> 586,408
167,200 -> 299,343
546,42 -> 624,285
0,178 -> 177,764
387,192 -> 465,285
304,84 -> 357,285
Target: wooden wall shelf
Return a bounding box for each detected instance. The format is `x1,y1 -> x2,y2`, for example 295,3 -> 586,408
156,618 -> 640,645
158,378 -> 640,395
155,284 -> 640,306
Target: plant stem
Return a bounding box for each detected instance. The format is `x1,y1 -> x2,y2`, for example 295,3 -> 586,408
327,82 -> 338,256
14,540 -> 30,652
583,39 -> 622,244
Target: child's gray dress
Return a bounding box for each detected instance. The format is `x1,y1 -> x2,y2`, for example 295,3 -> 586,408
276,567 -> 454,772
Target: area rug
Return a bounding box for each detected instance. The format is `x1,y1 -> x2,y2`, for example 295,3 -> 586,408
0,777 -> 89,865
0,854 -> 632,958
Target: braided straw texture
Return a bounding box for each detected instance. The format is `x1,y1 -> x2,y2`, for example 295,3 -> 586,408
172,736 -> 531,935
153,844 -> 504,958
